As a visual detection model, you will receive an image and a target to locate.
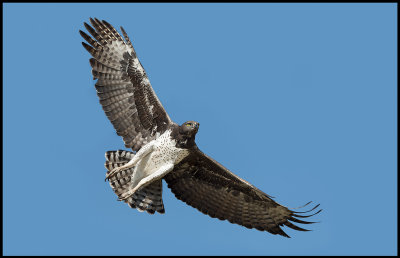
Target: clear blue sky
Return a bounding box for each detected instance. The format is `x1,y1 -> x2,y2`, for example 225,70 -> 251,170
3,3 -> 397,256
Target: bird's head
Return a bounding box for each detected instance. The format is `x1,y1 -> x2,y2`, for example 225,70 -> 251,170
179,121 -> 200,137
171,121 -> 200,149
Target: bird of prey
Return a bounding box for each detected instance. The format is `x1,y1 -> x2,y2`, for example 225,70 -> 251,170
80,18 -> 321,238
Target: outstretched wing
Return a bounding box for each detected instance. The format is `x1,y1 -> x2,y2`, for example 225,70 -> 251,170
164,149 -> 321,238
80,18 -> 174,151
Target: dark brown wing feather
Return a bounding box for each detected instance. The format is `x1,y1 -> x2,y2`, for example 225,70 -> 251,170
80,18 -> 173,151
164,149 -> 322,238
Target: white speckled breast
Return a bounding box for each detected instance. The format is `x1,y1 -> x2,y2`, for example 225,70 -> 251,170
142,129 -> 189,175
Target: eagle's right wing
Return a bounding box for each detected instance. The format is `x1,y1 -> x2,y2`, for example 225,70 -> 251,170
164,149 -> 321,238
80,18 -> 174,151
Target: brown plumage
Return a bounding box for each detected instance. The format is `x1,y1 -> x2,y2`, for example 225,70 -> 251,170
80,18 -> 173,152
80,18 -> 321,238
164,149 -> 321,237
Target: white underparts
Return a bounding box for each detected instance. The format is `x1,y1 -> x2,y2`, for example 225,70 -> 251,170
123,129 -> 190,196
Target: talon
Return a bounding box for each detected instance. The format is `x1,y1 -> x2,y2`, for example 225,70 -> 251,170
118,188 -> 137,201
119,194 -> 130,201
105,167 -> 122,181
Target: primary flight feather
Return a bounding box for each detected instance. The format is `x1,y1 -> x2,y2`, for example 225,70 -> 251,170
80,18 -> 321,238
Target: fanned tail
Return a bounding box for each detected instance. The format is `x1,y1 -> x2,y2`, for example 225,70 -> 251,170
105,150 -> 165,214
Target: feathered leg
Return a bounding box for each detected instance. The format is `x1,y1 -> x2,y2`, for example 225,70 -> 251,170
105,142 -> 155,181
105,150 -> 165,214
118,163 -> 174,201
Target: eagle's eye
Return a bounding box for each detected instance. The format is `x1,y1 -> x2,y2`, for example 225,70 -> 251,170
186,123 -> 192,127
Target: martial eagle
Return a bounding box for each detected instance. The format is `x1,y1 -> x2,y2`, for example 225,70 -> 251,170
80,18 -> 321,238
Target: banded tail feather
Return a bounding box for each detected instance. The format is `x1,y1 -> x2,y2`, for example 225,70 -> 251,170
105,150 -> 165,214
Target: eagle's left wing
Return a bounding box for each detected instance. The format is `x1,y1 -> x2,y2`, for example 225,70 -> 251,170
164,149 -> 321,238
80,18 -> 174,152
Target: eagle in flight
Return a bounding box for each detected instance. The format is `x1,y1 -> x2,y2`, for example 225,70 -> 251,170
80,18 -> 321,238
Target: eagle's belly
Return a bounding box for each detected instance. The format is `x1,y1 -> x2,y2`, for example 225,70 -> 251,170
131,130 -> 189,186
